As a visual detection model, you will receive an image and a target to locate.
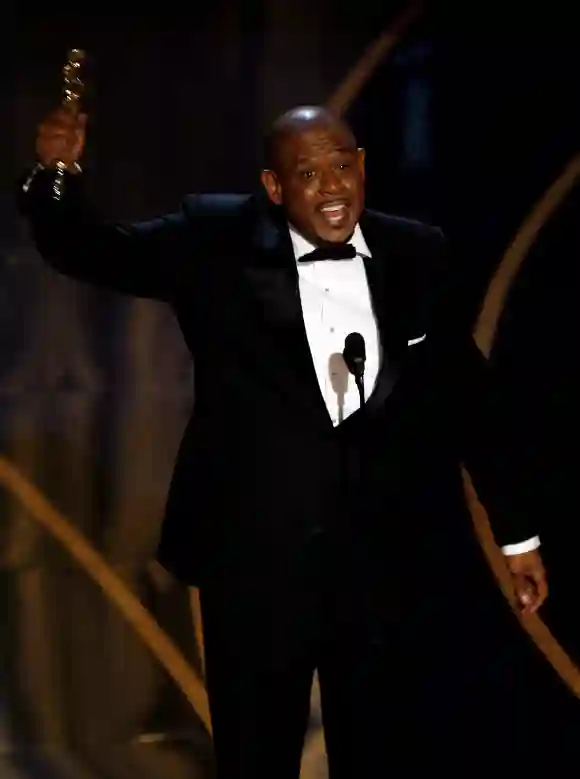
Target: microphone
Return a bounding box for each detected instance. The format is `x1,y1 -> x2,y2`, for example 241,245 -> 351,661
343,332 -> 366,407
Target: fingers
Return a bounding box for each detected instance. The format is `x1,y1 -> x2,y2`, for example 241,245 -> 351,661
513,570 -> 548,615
36,108 -> 86,168
519,588 -> 537,615
514,574 -> 535,614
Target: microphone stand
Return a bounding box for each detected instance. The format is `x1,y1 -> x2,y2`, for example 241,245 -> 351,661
354,372 -> 365,409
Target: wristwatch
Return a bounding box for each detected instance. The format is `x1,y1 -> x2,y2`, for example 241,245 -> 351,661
21,161 -> 83,193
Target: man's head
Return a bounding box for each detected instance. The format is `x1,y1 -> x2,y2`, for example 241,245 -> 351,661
260,105 -> 365,245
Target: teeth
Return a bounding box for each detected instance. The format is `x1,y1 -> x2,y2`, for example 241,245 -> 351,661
321,204 -> 346,213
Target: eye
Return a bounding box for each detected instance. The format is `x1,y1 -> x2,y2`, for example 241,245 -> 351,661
338,163 -> 350,170
301,170 -> 315,180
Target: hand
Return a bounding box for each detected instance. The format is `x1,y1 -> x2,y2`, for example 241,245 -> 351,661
505,549 -> 548,615
36,107 -> 87,169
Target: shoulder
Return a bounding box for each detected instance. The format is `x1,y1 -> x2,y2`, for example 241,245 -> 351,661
361,210 -> 451,322
361,209 -> 447,289
181,192 -> 253,219
362,208 -> 445,249
178,193 -> 260,249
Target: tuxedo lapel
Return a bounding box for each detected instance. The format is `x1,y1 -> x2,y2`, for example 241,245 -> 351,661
358,211 -> 406,411
243,199 -> 333,428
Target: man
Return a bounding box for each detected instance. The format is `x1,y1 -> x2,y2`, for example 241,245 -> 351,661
19,104 -> 546,776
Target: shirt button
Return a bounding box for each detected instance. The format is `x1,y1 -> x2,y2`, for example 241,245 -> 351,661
330,327 -> 335,333
324,287 -> 329,292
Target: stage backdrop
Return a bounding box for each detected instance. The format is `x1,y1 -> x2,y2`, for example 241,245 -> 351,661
1,4 -> 580,778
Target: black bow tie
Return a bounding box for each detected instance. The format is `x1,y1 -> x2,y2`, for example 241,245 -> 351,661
298,244 -> 357,263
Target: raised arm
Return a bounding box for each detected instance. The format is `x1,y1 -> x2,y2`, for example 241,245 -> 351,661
17,108 -> 187,301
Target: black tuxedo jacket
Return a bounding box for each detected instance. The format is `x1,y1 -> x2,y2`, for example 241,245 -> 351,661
19,170 -> 536,587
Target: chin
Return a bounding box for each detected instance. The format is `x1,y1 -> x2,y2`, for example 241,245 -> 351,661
317,226 -> 355,244
309,218 -> 354,244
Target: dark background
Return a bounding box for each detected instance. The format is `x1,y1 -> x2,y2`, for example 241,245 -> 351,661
1,2 -> 579,776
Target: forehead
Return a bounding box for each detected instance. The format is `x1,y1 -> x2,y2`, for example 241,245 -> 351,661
277,123 -> 357,167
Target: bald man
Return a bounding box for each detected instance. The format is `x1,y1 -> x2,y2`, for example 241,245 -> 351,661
18,105 -> 546,777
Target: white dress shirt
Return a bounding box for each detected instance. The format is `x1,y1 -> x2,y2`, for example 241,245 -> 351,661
290,223 -> 378,427
289,222 -> 540,557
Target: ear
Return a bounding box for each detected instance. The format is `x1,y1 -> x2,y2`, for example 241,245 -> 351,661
356,148 -> 366,181
260,169 -> 282,205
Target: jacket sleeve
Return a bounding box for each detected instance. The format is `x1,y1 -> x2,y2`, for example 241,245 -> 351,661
427,230 -> 539,548
451,333 -> 539,547
17,167 -> 192,301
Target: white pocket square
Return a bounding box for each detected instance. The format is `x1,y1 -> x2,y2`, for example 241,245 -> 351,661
407,334 -> 426,346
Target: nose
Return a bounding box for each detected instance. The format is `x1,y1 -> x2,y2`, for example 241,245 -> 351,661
319,168 -> 343,194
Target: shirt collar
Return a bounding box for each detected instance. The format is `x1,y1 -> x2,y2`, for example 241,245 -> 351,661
288,222 -> 371,263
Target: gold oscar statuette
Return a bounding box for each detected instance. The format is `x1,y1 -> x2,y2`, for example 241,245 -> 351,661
52,47 -> 86,200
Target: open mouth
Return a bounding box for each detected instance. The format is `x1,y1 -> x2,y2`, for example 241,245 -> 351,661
318,201 -> 350,226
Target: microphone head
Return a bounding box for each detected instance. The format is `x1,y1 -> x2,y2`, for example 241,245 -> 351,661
344,332 -> 366,360
343,332 -> 366,377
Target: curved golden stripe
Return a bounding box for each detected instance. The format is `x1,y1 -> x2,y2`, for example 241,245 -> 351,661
0,454 -> 213,733
475,154 -> 580,358
468,153 -> 580,695
325,0 -> 424,115
464,471 -> 580,694
189,586 -> 206,679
